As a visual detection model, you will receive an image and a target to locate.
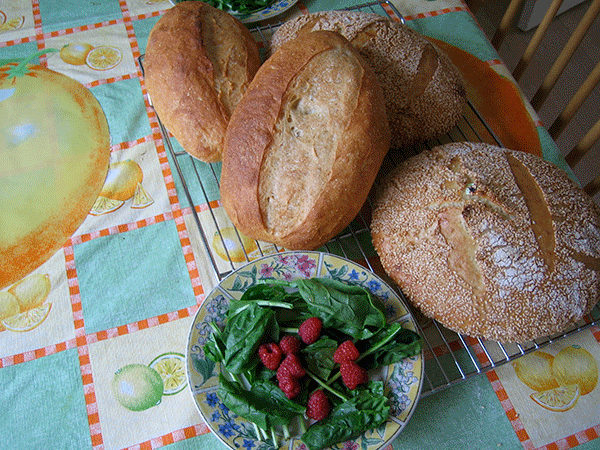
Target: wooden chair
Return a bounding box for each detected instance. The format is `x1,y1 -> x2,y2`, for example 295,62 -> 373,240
467,0 -> 600,199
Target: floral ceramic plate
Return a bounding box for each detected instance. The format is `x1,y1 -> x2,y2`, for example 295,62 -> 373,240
168,0 -> 299,23
186,251 -> 423,450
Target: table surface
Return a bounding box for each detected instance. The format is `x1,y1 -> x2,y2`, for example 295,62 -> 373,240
1,1 -> 599,450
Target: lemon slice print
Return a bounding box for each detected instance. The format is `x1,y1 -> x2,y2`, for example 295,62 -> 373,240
530,384 -> 579,412
149,352 -> 187,395
212,227 -> 259,263
2,303 -> 52,332
90,196 -> 125,216
0,11 -> 6,26
131,182 -> 154,209
85,46 -> 122,71
0,16 -> 25,32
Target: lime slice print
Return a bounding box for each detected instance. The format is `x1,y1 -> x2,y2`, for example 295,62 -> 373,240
112,364 -> 164,411
2,303 -> 52,332
149,352 -> 187,395
85,45 -> 122,71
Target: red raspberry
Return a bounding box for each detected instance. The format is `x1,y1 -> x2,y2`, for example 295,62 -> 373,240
333,340 -> 360,364
298,317 -> 322,344
339,361 -> 368,390
278,375 -> 301,399
306,390 -> 330,421
279,335 -> 302,355
277,353 -> 306,379
258,343 -> 282,370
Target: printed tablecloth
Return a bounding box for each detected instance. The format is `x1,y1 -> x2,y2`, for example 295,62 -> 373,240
1,1 -> 599,449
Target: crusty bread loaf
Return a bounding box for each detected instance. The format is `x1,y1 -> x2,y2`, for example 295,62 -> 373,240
221,31 -> 390,250
270,11 -> 467,150
144,1 -> 261,162
371,142 -> 600,343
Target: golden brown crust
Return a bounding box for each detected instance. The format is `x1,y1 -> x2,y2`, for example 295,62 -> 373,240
270,10 -> 467,149
144,1 -> 260,162
221,30 -> 390,250
371,142 -> 600,343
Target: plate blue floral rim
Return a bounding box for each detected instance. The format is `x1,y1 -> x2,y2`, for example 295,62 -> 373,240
168,0 -> 299,23
186,251 -> 424,450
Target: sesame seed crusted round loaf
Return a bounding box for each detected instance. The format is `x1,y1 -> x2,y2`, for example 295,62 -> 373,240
270,10 -> 467,149
371,142 -> 600,343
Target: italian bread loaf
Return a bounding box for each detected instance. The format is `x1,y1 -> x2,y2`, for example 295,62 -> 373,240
221,31 -> 390,250
144,1 -> 261,162
270,10 -> 467,150
371,142 -> 600,343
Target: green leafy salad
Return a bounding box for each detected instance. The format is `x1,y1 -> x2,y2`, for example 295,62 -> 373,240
204,277 -> 423,450
172,0 -> 276,14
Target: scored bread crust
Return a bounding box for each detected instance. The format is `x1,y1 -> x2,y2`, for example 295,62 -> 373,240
270,10 -> 467,150
144,1 -> 261,162
371,143 -> 600,343
221,30 -> 390,250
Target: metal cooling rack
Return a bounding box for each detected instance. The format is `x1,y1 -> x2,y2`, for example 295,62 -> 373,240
141,0 -> 600,397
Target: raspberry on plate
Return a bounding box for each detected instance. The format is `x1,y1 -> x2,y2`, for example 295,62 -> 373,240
277,353 -> 306,379
278,375 -> 301,399
340,361 -> 368,390
306,389 -> 330,421
258,342 -> 282,370
333,340 -> 360,364
298,317 -> 322,344
279,335 -> 302,354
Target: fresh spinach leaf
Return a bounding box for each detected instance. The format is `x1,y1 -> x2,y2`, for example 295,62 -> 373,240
218,376 -> 305,430
359,323 -> 423,369
302,337 -> 337,380
289,278 -> 386,340
222,303 -> 279,374
301,381 -> 390,450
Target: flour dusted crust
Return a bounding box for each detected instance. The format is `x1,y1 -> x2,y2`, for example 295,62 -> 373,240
371,142 -> 600,342
221,31 -> 390,250
270,10 -> 466,149
144,1 -> 261,162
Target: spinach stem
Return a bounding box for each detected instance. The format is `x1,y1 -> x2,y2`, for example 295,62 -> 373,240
358,324 -> 404,361
305,369 -> 348,401
281,327 -> 299,334
270,427 -> 278,446
232,301 -> 294,316
253,423 -> 262,440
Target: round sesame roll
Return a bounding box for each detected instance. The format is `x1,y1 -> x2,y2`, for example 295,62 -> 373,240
371,143 -> 600,343
270,10 -> 467,149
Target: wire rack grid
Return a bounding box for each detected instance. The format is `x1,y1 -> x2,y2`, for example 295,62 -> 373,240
140,0 -> 600,397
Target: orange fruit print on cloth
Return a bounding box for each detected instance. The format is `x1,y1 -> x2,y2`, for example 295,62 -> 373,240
0,49 -> 110,289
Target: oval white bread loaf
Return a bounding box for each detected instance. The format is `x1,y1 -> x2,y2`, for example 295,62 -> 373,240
270,10 -> 467,150
371,142 -> 600,343
144,1 -> 261,162
221,30 -> 390,250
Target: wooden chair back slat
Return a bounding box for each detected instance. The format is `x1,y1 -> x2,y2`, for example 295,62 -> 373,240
530,0 -> 600,110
